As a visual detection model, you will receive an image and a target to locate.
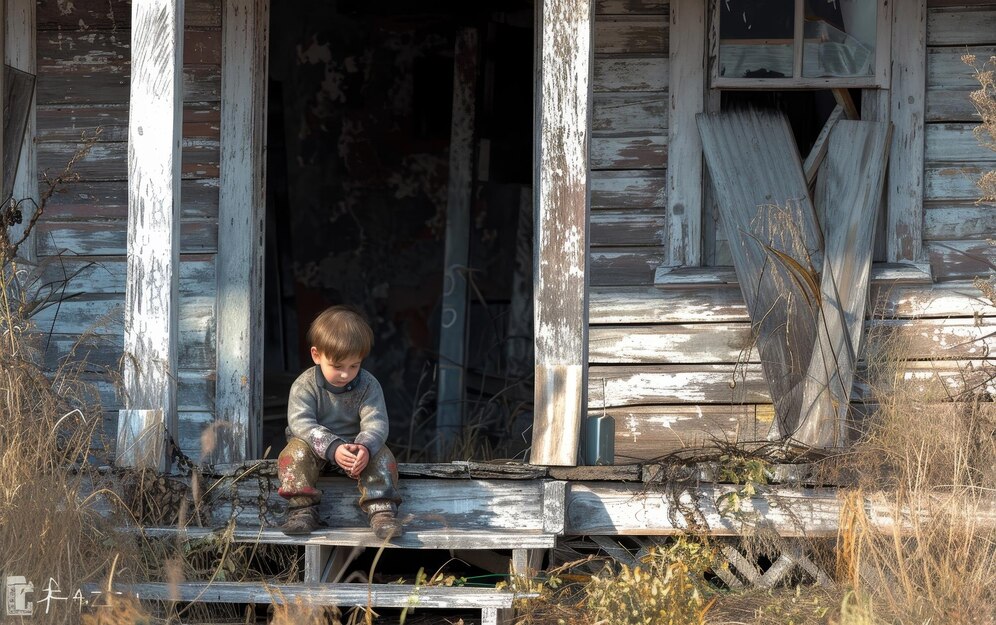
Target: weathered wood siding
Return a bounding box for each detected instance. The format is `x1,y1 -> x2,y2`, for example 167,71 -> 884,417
35,0 -> 221,458
589,0 -> 996,462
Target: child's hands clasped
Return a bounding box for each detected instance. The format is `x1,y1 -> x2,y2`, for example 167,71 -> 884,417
334,443 -> 370,478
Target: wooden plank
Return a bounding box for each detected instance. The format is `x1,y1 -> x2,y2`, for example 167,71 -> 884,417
115,409 -> 167,471
665,0 -> 705,266
37,141 -> 220,181
698,110 -> 823,441
590,209 -> 666,246
41,179 -> 218,220
927,7 -> 996,45
36,103 -> 220,143
590,282 -> 996,324
94,583 -> 519,609
35,220 -> 217,256
532,0 -> 592,466
588,364 -> 770,407
926,164 -> 993,200
37,64 -> 220,105
590,169 -> 666,208
655,264 -> 934,288
37,29 -> 220,68
120,0 -> 185,469
595,0 -> 667,14
594,16 -> 668,54
925,204 -> 996,239
6,0 -> 37,260
925,123 -> 996,163
37,0 -> 221,30
802,105 -> 844,187
797,121 -> 891,447
593,56 -> 668,92
589,323 -> 756,364
139,527 -> 557,550
592,91 -> 668,134
607,405 -> 767,461
889,0 -> 928,263
214,0 -> 269,464
927,239 -> 996,279
31,295 -> 214,335
437,29 -> 478,458
590,134 -> 667,169
591,247 -> 665,286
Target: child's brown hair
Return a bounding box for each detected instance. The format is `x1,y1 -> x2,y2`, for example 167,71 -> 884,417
307,305 -> 374,361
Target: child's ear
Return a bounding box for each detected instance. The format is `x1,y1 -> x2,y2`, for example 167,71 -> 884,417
310,346 -> 321,364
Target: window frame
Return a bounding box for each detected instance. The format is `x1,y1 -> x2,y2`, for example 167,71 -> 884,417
709,0 -> 892,89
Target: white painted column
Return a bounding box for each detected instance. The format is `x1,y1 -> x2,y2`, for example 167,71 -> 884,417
666,0 -> 706,267
5,0 -> 37,261
119,0 -> 185,471
215,0 -> 270,463
888,0 -> 926,262
530,0 -> 592,466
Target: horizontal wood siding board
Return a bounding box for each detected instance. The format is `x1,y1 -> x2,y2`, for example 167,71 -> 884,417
926,165 -> 992,200
594,16 -> 668,54
608,405 -> 766,460
38,142 -> 220,180
88,370 -> 215,413
927,240 -> 996,279
42,179 -> 219,220
590,248 -> 666,286
924,123 -> 996,163
39,255 -> 216,296
590,319 -> 995,364
37,103 -> 220,142
45,325 -> 216,372
591,134 -> 667,169
35,220 -> 219,256
31,295 -> 215,335
926,46 -> 994,121
925,204 -> 996,239
589,283 -> 996,323
38,65 -> 221,105
927,7 -> 996,45
37,0 -> 221,30
588,364 -> 770,406
593,56 -> 668,91
38,29 -> 220,68
592,92 -> 668,134
595,0 -> 668,14
927,89 -> 986,122
590,209 -> 667,246
590,170 -> 666,208
927,0 -> 996,6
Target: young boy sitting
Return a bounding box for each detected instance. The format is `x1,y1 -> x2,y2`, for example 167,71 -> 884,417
278,305 -> 403,538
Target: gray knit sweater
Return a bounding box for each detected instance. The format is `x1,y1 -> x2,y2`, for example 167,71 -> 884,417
285,366 -> 389,460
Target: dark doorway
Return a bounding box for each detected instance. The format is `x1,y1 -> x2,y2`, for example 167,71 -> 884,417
262,1 -> 535,461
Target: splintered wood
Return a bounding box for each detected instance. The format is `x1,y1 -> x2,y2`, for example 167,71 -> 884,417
698,110 -> 891,448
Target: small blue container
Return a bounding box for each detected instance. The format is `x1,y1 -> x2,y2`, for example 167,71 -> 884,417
584,415 -> 615,466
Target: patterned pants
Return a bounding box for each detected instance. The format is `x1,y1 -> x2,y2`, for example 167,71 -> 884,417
277,437 -> 402,516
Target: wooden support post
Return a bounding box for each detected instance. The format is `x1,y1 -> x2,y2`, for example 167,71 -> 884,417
437,28 -> 478,459
666,0 -> 706,267
888,0 -> 926,262
5,0 -> 36,261
215,0 -> 270,464
530,0 -> 592,467
120,0 -> 185,471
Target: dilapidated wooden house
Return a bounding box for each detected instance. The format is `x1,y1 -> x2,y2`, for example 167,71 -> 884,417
4,0 -> 996,618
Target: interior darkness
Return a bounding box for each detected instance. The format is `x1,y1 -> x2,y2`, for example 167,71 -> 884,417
261,1 -> 535,460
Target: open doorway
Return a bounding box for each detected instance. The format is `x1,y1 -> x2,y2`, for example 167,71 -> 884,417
261,1 -> 535,462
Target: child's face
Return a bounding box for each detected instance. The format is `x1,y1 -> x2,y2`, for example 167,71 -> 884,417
311,347 -> 363,388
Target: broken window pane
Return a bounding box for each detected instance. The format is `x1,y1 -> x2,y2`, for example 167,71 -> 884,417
719,0 -> 796,79
802,0 -> 876,78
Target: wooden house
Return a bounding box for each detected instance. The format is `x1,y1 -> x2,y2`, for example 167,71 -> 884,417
6,0 -> 995,468
5,0 -> 996,619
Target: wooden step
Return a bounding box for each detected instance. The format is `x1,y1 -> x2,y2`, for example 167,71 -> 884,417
139,526 -> 558,550
90,582 -> 523,609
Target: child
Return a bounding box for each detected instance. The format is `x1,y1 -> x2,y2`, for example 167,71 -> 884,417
277,305 -> 403,538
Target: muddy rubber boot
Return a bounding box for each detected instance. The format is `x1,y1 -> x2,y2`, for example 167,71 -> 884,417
280,505 -> 323,535
370,511 -> 403,539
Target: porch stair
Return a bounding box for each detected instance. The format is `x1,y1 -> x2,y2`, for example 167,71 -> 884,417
114,473 -> 566,624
